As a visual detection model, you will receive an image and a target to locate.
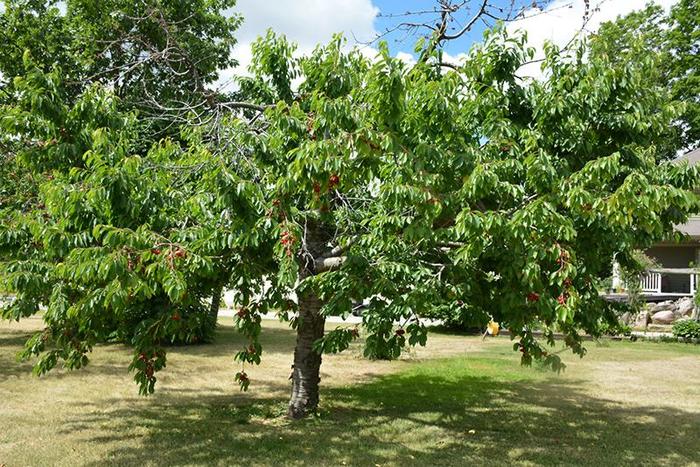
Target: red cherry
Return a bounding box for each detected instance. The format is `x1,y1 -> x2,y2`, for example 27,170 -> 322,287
329,174 -> 340,187
557,294 -> 567,305
526,292 -> 540,302
313,183 -> 321,194
171,313 -> 181,321
151,248 -> 161,255
237,308 -> 248,318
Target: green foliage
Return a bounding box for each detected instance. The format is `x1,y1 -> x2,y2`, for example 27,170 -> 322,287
619,250 -> 658,313
590,0 -> 700,153
598,319 -> 632,337
2,11 -> 699,397
672,319 -> 700,340
0,0 -> 241,110
418,301 -> 489,333
0,0 -> 244,390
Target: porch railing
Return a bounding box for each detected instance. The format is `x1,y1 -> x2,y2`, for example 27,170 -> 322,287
640,272 -> 662,294
640,268 -> 697,296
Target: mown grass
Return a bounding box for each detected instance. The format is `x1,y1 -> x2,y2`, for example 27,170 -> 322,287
1,317 -> 699,466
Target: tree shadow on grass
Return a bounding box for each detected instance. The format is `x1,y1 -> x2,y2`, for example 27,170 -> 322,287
61,368 -> 700,466
0,323 -> 297,381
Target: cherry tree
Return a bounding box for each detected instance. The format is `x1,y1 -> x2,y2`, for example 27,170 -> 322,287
1,10 -> 698,418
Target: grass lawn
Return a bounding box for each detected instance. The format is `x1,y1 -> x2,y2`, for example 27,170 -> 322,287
1,317 -> 699,466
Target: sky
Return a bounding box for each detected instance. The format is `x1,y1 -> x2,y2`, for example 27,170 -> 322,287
218,0 -> 679,89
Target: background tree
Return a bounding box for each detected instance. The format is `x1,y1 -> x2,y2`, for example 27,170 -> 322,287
589,0 -> 700,154
0,0 -> 243,340
2,3 -> 699,420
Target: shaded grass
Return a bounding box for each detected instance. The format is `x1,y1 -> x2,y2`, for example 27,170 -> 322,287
1,317 -> 699,466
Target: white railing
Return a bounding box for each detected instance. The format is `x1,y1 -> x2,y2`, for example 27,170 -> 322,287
692,274 -> 697,295
639,269 -> 698,296
640,272 -> 662,294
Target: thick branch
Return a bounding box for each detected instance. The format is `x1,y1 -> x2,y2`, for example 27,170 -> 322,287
219,101 -> 270,112
442,0 -> 488,40
314,256 -> 347,273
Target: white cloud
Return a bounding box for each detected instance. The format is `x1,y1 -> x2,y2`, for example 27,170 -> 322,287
506,0 -> 679,78
217,0 -> 379,90
395,51 -> 417,66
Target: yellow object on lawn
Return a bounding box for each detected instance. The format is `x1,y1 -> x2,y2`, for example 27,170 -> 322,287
486,320 -> 500,336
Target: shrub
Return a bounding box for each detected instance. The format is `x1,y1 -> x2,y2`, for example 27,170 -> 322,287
672,320 -> 700,340
418,303 -> 489,334
599,320 -> 632,336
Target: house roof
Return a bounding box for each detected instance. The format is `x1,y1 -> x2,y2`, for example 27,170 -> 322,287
674,147 -> 700,166
676,217 -> 700,238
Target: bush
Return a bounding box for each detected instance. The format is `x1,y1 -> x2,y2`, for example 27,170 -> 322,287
419,303 -> 489,333
672,320 -> 700,340
599,320 -> 631,336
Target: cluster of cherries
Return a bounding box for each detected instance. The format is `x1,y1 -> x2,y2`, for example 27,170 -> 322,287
235,370 -> 249,388
526,247 -> 575,305
137,352 -> 156,379
150,245 -> 187,270
312,174 -> 340,196
280,231 -> 295,257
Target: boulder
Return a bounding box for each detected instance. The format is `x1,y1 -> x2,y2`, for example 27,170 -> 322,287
620,312 -> 632,325
654,301 -> 675,312
651,310 -> 675,324
634,310 -> 650,327
677,298 -> 694,316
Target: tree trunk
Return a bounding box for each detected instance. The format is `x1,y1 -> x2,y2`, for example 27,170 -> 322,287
208,284 -> 223,331
287,288 -> 326,419
287,220 -> 330,419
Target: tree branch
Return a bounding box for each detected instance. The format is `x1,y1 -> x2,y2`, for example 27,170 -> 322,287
314,256 -> 347,273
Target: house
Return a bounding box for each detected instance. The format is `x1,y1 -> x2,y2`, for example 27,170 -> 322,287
612,148 -> 700,300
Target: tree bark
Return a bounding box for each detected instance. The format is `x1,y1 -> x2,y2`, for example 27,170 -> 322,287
208,284 -> 223,331
287,220 -> 330,419
287,289 -> 326,419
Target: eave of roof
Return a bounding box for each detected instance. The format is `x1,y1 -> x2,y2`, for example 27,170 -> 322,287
674,147 -> 700,166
